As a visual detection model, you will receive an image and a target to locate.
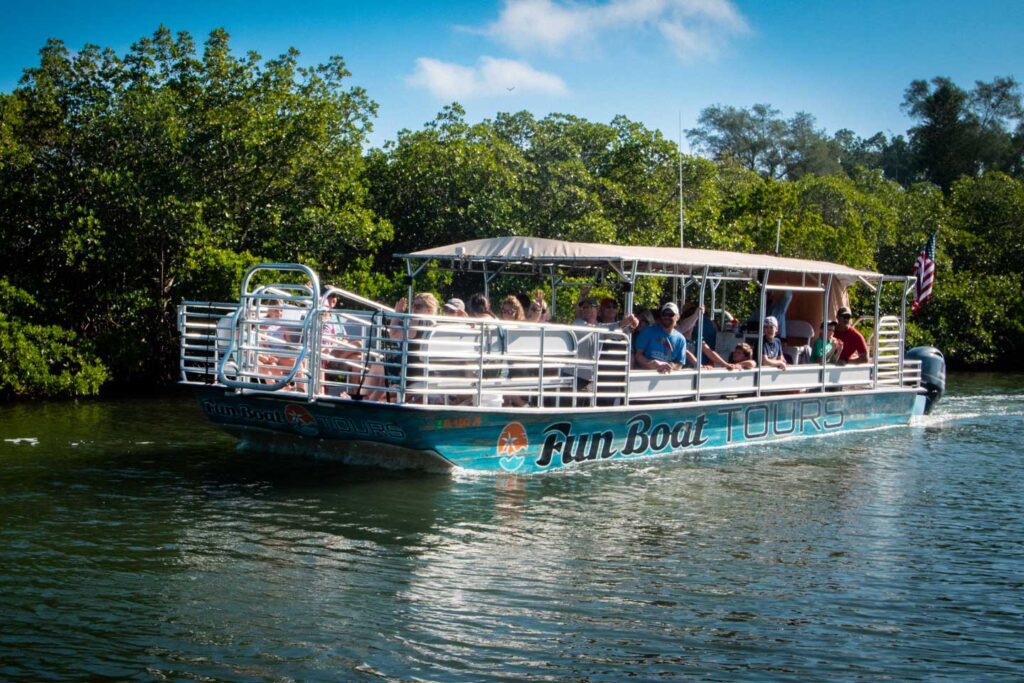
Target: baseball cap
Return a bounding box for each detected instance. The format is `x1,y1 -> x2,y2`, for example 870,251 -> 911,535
443,297 -> 465,313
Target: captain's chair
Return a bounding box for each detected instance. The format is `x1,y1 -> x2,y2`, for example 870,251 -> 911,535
784,319 -> 815,365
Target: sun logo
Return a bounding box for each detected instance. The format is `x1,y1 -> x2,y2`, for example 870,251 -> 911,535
284,404 -> 319,436
496,422 -> 528,472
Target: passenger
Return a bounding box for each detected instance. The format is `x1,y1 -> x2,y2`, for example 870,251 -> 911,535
634,302 -> 698,373
497,296 -> 529,406
675,303 -> 703,337
729,343 -> 758,369
499,296 -> 525,321
811,319 -> 843,363
575,295 -> 638,331
574,295 -> 599,326
598,297 -> 619,325
697,342 -> 736,370
468,293 -> 496,319
443,297 -> 468,317
525,290 -> 549,322
681,302 -> 717,365
833,306 -> 869,365
319,289 -> 362,397
568,294 -> 635,405
761,316 -> 788,370
634,308 -> 656,335
362,293 -> 439,402
257,300 -> 296,380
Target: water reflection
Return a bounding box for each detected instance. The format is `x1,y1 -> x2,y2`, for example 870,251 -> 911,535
1,376 -> 1022,679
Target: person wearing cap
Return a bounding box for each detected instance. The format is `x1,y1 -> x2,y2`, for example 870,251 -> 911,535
574,295 -> 599,326
811,319 -> 843,363
634,302 -> 698,373
598,297 -> 619,325
443,297 -> 468,318
761,316 -> 787,370
833,306 -> 868,365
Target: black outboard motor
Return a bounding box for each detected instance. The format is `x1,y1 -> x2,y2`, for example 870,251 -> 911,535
906,346 -> 945,413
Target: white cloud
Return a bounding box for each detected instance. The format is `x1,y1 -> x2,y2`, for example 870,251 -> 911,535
408,56 -> 568,100
482,0 -> 749,60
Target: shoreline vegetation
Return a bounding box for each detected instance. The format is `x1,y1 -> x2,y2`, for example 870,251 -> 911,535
1,27 -> 1022,400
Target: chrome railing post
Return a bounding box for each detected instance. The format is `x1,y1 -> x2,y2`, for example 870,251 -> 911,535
821,274 -> 833,393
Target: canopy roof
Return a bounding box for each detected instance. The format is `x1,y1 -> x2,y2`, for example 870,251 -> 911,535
398,236 -> 881,283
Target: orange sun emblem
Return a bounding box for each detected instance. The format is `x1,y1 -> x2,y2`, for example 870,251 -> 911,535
496,422 -> 528,457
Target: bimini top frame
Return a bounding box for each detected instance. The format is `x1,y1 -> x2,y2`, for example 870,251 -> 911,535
396,236 -> 882,285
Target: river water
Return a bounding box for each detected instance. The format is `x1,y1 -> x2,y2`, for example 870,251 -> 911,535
1,374 -> 1022,681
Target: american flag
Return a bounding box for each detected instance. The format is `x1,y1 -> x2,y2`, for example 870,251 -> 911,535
911,231 -> 937,312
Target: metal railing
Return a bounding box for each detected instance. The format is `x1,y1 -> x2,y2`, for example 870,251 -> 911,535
874,315 -> 905,387
178,281 -> 926,408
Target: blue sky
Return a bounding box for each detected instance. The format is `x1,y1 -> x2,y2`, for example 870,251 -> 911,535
3,1 -> 1023,150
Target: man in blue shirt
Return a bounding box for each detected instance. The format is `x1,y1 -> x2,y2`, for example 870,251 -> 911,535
634,302 -> 698,373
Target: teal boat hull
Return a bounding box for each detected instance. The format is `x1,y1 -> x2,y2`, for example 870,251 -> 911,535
196,387 -> 927,474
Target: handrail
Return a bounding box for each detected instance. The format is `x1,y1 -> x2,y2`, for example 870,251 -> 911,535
179,262 -> 922,409
182,298 -> 920,407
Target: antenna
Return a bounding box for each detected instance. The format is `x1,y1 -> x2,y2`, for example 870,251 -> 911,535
678,111 -> 685,249
774,215 -> 782,255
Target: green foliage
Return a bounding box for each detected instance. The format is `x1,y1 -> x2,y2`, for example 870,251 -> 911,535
176,245 -> 262,302
0,321 -> 109,399
688,77 -> 1024,191
0,27 -> 384,386
687,104 -> 844,180
947,172 -> 1024,273
912,271 -> 1024,368
0,277 -> 42,321
903,77 -> 1024,190
3,39 -> 1024,397
0,280 -> 108,398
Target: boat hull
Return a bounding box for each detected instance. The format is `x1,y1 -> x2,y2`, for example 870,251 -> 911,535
195,387 -> 927,474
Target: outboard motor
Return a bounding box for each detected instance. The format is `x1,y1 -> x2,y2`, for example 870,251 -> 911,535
906,346 -> 945,413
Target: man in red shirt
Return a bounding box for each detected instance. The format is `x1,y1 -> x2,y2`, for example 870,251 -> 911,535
834,306 -> 869,365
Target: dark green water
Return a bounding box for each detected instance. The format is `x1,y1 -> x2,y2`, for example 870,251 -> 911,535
1,374 -> 1022,681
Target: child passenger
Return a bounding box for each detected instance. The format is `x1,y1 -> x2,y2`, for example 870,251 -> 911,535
729,343 -> 757,369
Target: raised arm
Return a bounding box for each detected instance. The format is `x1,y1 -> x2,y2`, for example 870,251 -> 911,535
677,305 -> 702,335
701,342 -> 736,370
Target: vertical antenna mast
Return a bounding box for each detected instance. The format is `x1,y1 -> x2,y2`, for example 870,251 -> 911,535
678,111 -> 685,249
774,215 -> 782,255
